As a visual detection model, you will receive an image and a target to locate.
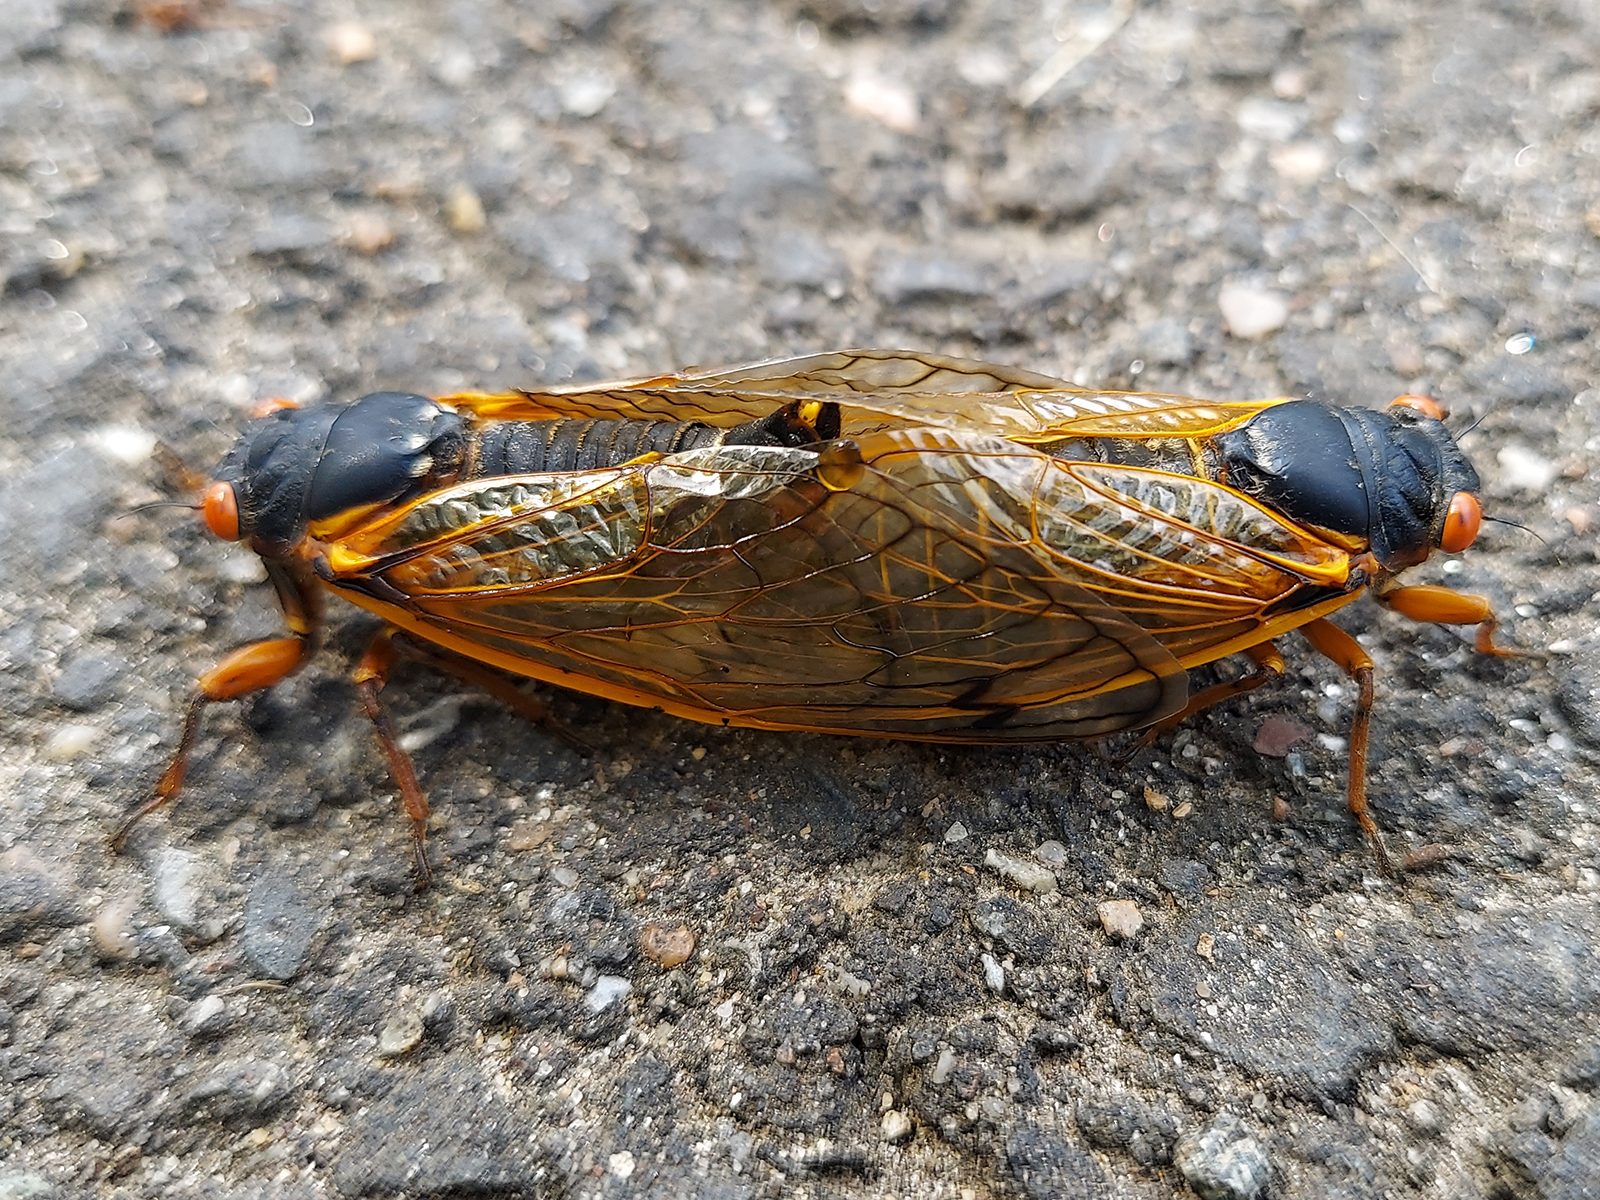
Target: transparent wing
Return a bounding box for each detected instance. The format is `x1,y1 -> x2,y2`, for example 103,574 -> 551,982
324,430 -> 1352,741
437,349 -> 1285,443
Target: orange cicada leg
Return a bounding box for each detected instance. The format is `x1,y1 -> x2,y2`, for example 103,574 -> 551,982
112,636 -> 310,851
1379,584 -> 1515,657
1135,640 -> 1288,750
1296,618 -> 1390,876
351,630 -> 436,888
352,629 -> 595,888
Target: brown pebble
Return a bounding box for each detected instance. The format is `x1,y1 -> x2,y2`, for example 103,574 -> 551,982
508,821 -> 550,851
1253,715 -> 1310,757
1195,979 -> 1212,999
346,212 -> 395,256
1272,795 -> 1291,822
1402,844 -> 1454,872
1142,785 -> 1169,812
1196,932 -> 1216,962
446,184 -> 486,234
641,923 -> 696,969
1097,898 -> 1144,940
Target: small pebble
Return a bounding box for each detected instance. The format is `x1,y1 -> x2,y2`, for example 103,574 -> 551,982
930,1049 -> 957,1084
584,974 -> 632,1014
1034,840 -> 1068,868
641,923 -> 696,969
881,1109 -> 914,1144
183,994 -> 230,1037
43,722 -> 99,761
1236,96 -> 1303,141
1175,1112 -> 1270,1200
152,847 -> 202,931
1097,898 -> 1145,940
1197,933 -> 1216,961
845,74 -> 919,133
345,212 -> 395,256
1253,716 -> 1310,757
324,21 -> 376,64
984,848 -> 1058,895
559,72 -> 615,117
377,1009 -> 425,1057
607,1151 -> 636,1181
89,895 -> 139,962
1218,280 -> 1289,339
508,821 -> 550,851
1496,444 -> 1557,493
944,821 -> 969,844
981,952 -> 1005,994
1143,786 -> 1169,812
550,865 -> 579,887
1172,801 -> 1194,819
445,184 -> 486,235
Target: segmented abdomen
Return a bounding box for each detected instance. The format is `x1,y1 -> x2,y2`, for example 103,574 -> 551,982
468,418 -> 726,477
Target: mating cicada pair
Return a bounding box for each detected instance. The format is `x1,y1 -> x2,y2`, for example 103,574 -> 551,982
118,350 -> 1507,882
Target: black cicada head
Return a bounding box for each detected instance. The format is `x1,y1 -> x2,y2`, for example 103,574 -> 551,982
202,392 -> 467,554
1216,396 -> 1483,572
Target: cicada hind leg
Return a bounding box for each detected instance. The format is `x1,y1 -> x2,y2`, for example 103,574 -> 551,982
353,630 -> 594,888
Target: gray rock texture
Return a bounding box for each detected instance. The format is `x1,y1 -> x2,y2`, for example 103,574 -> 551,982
1,0 -> 1597,1197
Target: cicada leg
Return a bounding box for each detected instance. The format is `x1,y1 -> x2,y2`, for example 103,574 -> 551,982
111,636 -> 310,852
1378,584 -> 1516,657
351,630 -> 435,888
1296,618 -> 1390,877
1131,641 -> 1287,754
387,633 -> 595,758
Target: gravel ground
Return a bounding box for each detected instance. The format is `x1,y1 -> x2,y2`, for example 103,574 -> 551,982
2,1 -> 1599,1197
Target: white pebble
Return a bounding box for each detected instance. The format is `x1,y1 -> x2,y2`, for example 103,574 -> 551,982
1237,97 -> 1304,141
943,821 -> 969,844
88,425 -> 158,464
377,1009 -> 425,1056
1219,280 -> 1289,339
90,895 -> 139,962
845,75 -> 919,133
560,72 -> 615,117
608,1151 -> 637,1181
44,722 -> 99,760
984,848 -> 1058,895
981,952 -> 1005,994
1496,444 -> 1557,493
584,975 -> 632,1013
881,1109 -> 915,1143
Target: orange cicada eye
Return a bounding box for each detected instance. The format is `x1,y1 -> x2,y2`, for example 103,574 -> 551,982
202,481 -> 241,541
1390,394 -> 1447,421
250,396 -> 301,418
1440,492 -> 1481,553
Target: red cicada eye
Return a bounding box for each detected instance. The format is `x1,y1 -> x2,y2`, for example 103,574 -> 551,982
202,481 -> 240,541
1440,492 -> 1481,553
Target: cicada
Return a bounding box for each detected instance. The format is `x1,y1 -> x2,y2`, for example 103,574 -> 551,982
118,350 -> 1506,881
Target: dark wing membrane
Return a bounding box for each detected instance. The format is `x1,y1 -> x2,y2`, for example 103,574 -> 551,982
437,349 -> 1286,442
326,430 -> 1351,741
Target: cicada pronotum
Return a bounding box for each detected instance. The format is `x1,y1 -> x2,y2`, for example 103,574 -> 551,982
117,350 -> 1508,882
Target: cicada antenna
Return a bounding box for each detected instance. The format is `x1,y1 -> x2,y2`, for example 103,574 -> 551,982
1482,513 -> 1561,565
119,499 -> 201,518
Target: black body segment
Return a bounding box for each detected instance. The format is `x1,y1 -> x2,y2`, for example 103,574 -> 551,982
1216,401 -> 1480,568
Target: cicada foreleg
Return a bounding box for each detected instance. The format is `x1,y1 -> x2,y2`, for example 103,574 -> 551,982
1296,618 -> 1390,877
1378,584 -> 1516,658
111,635 -> 311,852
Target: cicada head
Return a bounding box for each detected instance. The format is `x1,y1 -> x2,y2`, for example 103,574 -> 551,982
1216,398 -> 1482,573
203,392 -> 468,555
